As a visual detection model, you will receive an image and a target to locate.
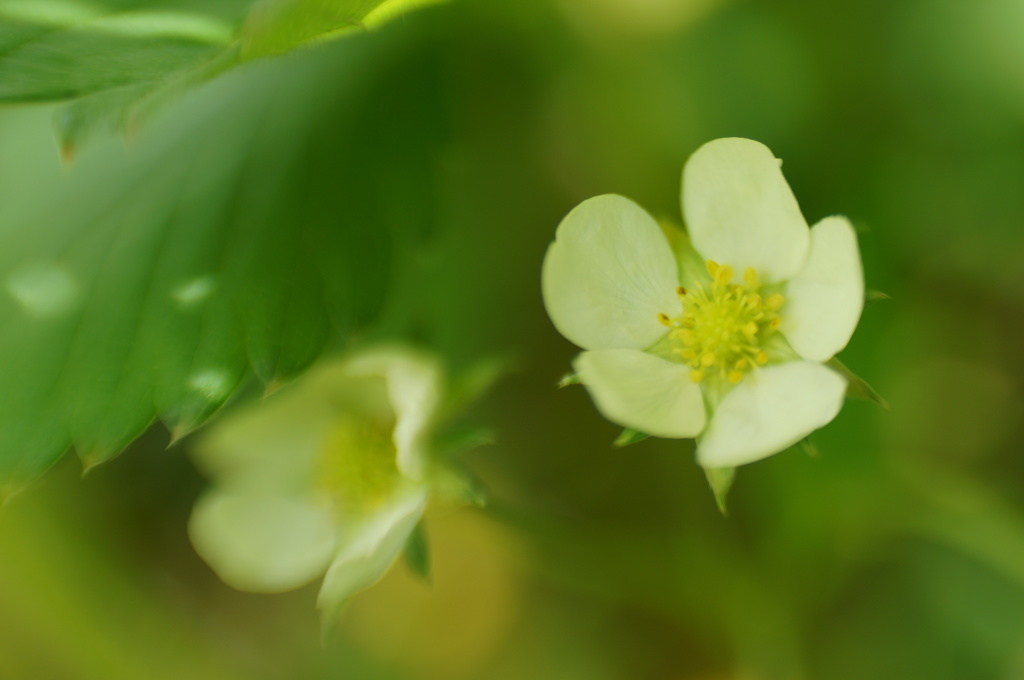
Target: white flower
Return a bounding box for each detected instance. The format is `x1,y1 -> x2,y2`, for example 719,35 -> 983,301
188,346 -> 443,615
542,138 -> 864,467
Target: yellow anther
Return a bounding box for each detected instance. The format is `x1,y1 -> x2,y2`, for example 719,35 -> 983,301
665,260 -> 777,386
714,265 -> 733,285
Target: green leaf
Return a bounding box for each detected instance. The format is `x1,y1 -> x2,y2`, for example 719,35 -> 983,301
240,0 -> 449,60
704,466 -> 735,516
241,0 -> 386,59
613,428 -> 650,448
403,520 -> 430,582
827,357 -> 891,410
53,48 -> 241,159
0,27 -> 450,489
0,2 -> 234,102
2,0 -> 449,153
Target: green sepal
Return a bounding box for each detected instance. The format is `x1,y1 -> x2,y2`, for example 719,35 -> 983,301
433,425 -> 494,460
557,372 -> 581,388
403,520 -> 431,582
613,428 -> 650,448
704,466 -> 735,516
827,358 -> 890,410
799,437 -> 820,459
866,289 -> 892,305
441,356 -> 508,421
432,461 -> 488,509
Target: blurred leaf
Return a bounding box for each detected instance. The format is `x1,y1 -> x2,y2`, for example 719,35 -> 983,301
704,466 -> 734,516
828,357 -> 891,410
0,27 -> 449,490
866,289 -> 892,307
1,0 -> 447,152
403,520 -> 430,582
613,428 -> 650,448
0,1 -> 234,102
53,48 -> 240,158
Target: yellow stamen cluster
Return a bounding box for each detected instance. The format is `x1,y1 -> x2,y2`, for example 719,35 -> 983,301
315,418 -> 399,515
659,260 -> 783,385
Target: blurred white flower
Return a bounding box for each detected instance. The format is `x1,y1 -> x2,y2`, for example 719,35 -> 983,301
542,137 -> 864,467
188,346 -> 444,616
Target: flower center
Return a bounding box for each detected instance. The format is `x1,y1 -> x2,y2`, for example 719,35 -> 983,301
658,260 -> 783,385
315,418 -> 400,515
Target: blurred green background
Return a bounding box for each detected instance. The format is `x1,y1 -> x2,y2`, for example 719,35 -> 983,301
2,0 -> 1024,677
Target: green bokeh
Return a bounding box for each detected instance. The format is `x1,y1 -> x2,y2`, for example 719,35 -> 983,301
1,0 -> 1022,677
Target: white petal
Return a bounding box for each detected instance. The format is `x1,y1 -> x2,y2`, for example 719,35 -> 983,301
575,349 -> 706,438
346,347 -> 442,482
189,491 -> 337,593
780,216 -> 864,362
542,195 -> 681,350
682,138 -> 809,283
317,489 -> 428,613
697,361 -> 846,467
193,390 -> 335,493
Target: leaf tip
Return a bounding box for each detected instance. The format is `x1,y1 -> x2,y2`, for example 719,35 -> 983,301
78,452 -> 111,476
59,143 -> 75,167
167,424 -> 196,448
263,378 -> 287,398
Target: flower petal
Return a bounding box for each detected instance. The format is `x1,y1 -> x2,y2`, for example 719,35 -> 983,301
193,388 -> 337,493
317,489 -> 428,614
345,347 -> 442,482
696,361 -> 846,467
542,194 -> 681,350
780,216 -> 864,362
575,349 -> 706,438
189,491 -> 337,593
681,138 -> 809,283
